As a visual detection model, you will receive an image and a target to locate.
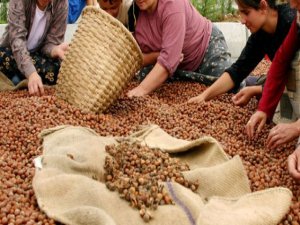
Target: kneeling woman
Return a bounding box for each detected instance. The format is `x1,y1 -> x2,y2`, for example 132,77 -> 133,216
127,0 -> 231,97
0,0 -> 69,96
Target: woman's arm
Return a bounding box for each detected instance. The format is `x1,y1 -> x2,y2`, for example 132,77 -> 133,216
188,72 -> 235,103
143,52 -> 160,67
246,19 -> 299,138
42,0 -> 68,57
7,0 -> 35,78
258,19 -> 299,119
127,62 -> 169,97
225,35 -> 265,88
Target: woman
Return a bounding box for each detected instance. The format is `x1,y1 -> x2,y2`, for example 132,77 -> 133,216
246,13 -> 300,137
188,0 -> 296,106
245,0 -> 300,181
0,0 -> 69,96
127,0 -> 231,97
99,0 -> 133,26
69,0 -> 132,26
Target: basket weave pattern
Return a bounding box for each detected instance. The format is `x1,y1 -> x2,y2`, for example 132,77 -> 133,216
56,6 -> 143,113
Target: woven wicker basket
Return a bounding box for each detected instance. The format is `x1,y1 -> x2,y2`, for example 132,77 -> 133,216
56,6 -> 143,113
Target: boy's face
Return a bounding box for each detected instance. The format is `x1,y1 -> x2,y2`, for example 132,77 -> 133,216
100,0 -> 122,18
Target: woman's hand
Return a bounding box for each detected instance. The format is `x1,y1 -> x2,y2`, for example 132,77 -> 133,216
51,42 -> 69,60
267,121 -> 300,149
246,110 -> 267,139
288,145 -> 300,182
127,62 -> 168,97
232,86 -> 262,106
28,72 -> 44,96
127,86 -> 148,98
188,93 -> 206,103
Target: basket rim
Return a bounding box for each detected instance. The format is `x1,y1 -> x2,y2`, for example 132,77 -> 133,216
82,6 -> 143,66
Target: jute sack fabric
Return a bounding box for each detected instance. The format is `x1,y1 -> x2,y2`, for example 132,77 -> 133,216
0,72 -> 28,91
56,6 -> 143,113
33,125 -> 292,225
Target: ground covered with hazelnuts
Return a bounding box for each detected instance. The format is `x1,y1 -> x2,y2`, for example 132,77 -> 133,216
0,60 -> 299,225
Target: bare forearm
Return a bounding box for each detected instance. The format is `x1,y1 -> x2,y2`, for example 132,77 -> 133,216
251,85 -> 263,95
201,72 -> 235,101
139,62 -> 169,94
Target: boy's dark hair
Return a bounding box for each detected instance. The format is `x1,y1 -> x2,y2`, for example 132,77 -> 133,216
127,2 -> 139,32
235,0 -> 277,9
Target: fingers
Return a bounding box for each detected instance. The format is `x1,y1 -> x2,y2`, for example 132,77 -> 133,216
246,119 -> 255,139
232,91 -> 245,106
257,117 -> 266,134
127,90 -> 134,98
266,127 -> 275,144
127,88 -> 141,98
62,42 -> 69,51
287,154 -> 300,181
188,96 -> 203,103
232,96 -> 245,106
28,73 -> 44,96
29,82 -> 44,96
266,128 -> 281,149
267,133 -> 284,149
246,112 -> 266,139
232,91 -> 242,101
28,82 -> 37,95
38,82 -> 45,96
287,154 -> 297,176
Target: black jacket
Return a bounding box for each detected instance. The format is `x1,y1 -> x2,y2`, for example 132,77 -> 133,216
225,4 -> 296,88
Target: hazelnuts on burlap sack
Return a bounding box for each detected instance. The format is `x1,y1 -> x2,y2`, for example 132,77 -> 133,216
55,6 -> 143,113
33,125 -> 292,225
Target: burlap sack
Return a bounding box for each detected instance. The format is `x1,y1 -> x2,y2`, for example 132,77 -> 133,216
33,125 -> 292,225
0,72 -> 28,91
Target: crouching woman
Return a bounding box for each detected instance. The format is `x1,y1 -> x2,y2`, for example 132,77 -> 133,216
127,0 -> 231,97
0,0 -> 69,96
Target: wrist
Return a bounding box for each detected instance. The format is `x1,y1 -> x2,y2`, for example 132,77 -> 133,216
50,46 -> 59,58
137,83 -> 150,95
201,90 -> 210,101
255,85 -> 263,95
28,71 -> 37,78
